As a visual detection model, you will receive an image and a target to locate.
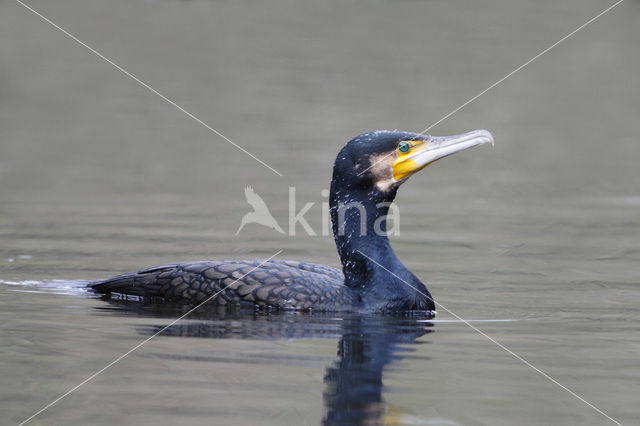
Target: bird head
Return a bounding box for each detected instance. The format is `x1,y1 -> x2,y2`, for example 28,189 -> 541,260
332,129 -> 494,194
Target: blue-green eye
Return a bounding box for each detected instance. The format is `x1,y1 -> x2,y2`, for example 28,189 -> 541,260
398,141 -> 411,153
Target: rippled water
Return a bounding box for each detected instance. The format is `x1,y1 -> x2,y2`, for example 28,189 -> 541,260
1,0 -> 639,425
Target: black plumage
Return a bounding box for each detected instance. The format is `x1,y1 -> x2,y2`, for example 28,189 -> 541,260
90,129 -> 493,312
91,260 -> 357,311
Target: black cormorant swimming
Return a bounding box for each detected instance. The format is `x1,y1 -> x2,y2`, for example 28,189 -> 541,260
90,129 -> 494,313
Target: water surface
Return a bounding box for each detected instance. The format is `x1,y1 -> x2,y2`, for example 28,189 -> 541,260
1,0 -> 639,424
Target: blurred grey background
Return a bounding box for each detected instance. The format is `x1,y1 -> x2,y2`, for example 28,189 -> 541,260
1,0 -> 638,425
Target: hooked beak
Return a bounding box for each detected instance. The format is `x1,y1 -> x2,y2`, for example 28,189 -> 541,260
392,129 -> 494,181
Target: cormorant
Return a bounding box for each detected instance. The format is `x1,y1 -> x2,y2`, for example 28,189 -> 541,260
90,129 -> 493,312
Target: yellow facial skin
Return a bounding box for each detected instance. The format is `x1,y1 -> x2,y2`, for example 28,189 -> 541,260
388,130 -> 494,184
391,140 -> 428,181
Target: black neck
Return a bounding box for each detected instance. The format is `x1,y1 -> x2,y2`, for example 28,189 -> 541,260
326,134 -> 436,311
329,186 -> 398,286
329,167 -> 435,311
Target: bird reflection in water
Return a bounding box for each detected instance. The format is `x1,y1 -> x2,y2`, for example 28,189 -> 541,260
322,315 -> 432,425
95,301 -> 433,425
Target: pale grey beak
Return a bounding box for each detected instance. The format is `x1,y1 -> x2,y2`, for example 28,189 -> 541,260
413,129 -> 494,167
392,129 -> 494,181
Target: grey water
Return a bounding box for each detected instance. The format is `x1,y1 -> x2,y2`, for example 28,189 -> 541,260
1,0 -> 639,425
